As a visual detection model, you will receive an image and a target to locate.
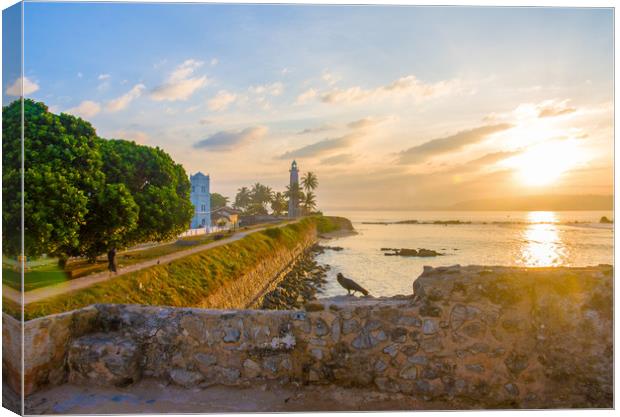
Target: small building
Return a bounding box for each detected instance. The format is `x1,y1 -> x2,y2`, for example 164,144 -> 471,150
211,207 -> 241,230
190,172 -> 211,229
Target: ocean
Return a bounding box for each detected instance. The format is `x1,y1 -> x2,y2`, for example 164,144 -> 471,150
316,210 -> 614,298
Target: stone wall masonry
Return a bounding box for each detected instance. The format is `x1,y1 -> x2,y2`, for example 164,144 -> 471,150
5,264 -> 613,409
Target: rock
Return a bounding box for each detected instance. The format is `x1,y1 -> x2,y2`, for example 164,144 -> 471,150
169,368 -> 204,387
342,319 -> 360,334
314,318 -> 330,336
465,364 -> 485,373
399,365 -> 418,380
375,377 -> 400,393
390,327 -> 408,342
195,353 -> 217,369
504,383 -> 520,396
505,352 -> 529,375
460,321 -> 485,338
67,333 -> 142,388
383,344 -> 399,357
420,336 -> 443,353
243,359 -> 261,378
223,327 -> 241,343
407,355 -> 428,365
374,359 -> 388,373
423,319 -> 439,335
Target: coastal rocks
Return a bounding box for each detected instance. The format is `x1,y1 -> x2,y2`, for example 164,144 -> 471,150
381,248 -> 443,257
260,245 -> 330,310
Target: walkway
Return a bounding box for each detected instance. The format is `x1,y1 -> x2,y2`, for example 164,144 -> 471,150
3,221 -> 297,305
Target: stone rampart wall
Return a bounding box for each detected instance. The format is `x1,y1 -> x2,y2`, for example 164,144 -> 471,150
4,265 -> 613,409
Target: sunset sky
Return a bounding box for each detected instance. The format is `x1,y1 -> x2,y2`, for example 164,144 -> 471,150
5,4 -> 613,209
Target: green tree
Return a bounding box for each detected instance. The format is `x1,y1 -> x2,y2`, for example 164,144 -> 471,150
301,171 -> 318,193
89,138 -> 194,267
233,186 -> 251,212
210,193 -> 229,210
250,182 -> 274,212
2,99 -> 105,263
271,192 -> 287,216
302,191 -> 317,214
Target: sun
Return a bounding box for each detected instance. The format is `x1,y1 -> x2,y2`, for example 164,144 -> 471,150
505,140 -> 583,186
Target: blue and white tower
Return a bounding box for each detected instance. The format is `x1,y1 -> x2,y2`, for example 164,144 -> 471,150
190,172 -> 211,229
288,160 -> 300,218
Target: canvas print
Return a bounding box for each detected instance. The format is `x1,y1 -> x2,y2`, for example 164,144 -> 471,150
1,2 -> 614,414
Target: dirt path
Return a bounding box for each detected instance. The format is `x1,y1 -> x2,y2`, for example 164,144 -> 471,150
24,379 -> 439,414
4,221 -> 298,306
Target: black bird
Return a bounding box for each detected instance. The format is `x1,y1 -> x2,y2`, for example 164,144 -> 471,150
337,273 -> 369,296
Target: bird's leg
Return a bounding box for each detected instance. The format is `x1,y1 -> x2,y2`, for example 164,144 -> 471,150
347,289 -> 351,296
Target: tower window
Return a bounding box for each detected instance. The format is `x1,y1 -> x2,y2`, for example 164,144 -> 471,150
201,186 -> 206,193
201,204 -> 206,212
192,186 -> 195,192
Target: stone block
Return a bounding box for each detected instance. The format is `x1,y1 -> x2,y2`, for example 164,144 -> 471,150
67,333 -> 141,387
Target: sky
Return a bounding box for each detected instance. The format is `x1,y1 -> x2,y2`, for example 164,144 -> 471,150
4,4 -> 614,210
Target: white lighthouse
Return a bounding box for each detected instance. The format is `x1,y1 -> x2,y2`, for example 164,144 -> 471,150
288,160 -> 300,218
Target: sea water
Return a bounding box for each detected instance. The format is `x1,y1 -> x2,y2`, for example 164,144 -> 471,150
316,210 -> 614,297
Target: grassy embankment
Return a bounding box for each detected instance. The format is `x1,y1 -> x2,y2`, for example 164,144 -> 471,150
2,222 -> 285,292
7,216 -> 349,320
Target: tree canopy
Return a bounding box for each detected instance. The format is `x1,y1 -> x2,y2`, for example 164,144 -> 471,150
2,99 -> 193,264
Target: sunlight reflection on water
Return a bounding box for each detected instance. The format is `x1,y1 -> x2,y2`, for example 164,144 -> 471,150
519,212 -> 567,267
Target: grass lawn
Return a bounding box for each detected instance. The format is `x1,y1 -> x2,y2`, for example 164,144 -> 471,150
2,260 -> 71,292
2,221 -> 289,293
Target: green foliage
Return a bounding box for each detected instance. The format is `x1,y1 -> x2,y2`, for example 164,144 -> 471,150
301,171 -> 318,192
1,99 -> 193,263
210,193 -> 229,210
3,99 -> 104,258
271,192 -> 287,216
233,186 -> 251,211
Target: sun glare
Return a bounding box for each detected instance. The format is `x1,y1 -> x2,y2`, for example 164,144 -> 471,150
506,139 -> 583,186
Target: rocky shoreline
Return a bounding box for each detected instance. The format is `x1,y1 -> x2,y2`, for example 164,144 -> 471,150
259,245 -> 333,310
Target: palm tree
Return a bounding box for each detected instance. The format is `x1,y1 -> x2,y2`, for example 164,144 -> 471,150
233,187 -> 251,212
301,172 -> 318,193
250,183 -> 274,212
302,191 -> 317,214
271,192 -> 287,216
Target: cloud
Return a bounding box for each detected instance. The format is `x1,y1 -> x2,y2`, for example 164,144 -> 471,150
194,126 -> 267,151
321,153 -> 355,165
112,129 -> 149,144
537,99 -> 577,118
5,76 -> 39,96
278,132 -> 360,159
106,84 -> 145,112
66,100 -> 101,118
297,123 -> 336,135
281,68 -> 290,75
210,58 -> 219,66
98,73 -> 110,80
249,82 -> 283,96
398,123 -> 513,164
464,150 -> 522,168
208,90 -> 237,111
320,74 -> 461,105
295,88 -> 317,105
347,116 -> 393,130
322,71 -> 339,86
150,59 -> 209,101
77,72 -> 83,78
